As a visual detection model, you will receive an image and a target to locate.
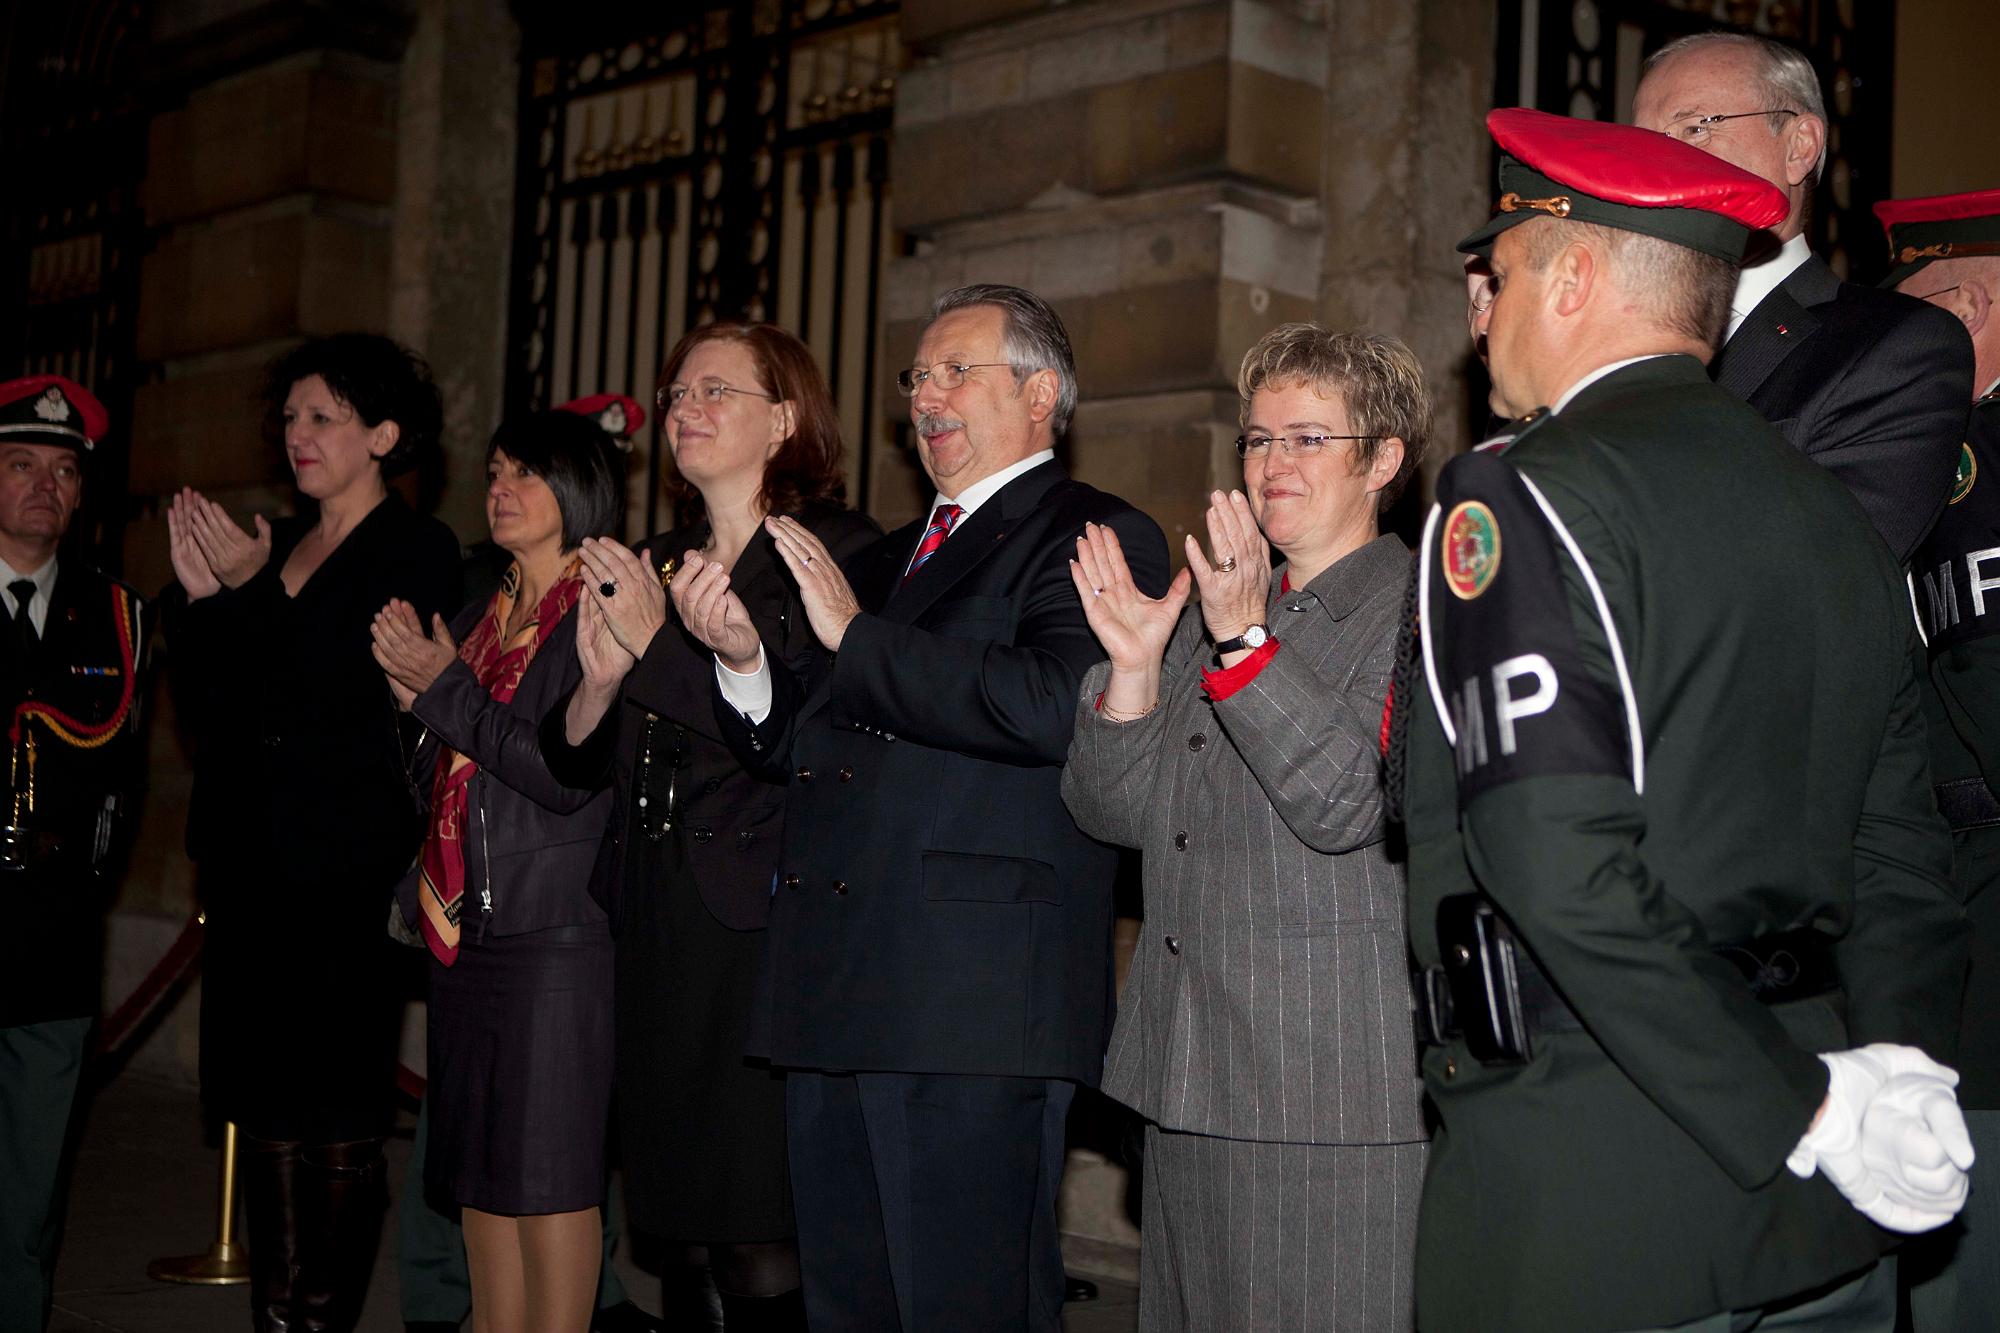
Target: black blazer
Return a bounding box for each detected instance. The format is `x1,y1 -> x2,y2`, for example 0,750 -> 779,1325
716,460 -> 1170,1084
1710,253 -> 1974,563
396,585 -> 612,943
539,508 -> 879,932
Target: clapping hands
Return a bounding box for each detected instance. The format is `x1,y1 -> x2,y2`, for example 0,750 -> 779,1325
668,550 -> 764,673
167,488 -> 272,600
371,599 -> 459,711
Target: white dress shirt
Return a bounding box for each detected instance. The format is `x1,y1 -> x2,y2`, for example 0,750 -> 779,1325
716,449 -> 1059,723
0,554 -> 58,636
1724,233 -> 1813,344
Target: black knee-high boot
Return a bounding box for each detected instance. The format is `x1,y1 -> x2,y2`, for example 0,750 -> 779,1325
240,1136 -> 304,1333
294,1138 -> 386,1333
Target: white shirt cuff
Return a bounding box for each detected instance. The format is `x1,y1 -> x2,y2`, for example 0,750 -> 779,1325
715,645 -> 773,724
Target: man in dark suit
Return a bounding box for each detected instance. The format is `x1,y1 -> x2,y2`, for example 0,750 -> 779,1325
0,375 -> 146,1333
671,283 -> 1168,1332
1402,109 -> 1970,1331
1633,31 -> 1973,563
1877,186 -> 2000,1331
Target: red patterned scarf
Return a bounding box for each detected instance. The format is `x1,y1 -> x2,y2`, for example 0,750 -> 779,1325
417,557 -> 582,965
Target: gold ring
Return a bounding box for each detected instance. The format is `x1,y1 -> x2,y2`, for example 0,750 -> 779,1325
1218,556 -> 1238,573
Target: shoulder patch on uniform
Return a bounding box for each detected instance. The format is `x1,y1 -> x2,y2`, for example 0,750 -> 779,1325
1952,442 -> 1977,505
1419,451 -> 1632,803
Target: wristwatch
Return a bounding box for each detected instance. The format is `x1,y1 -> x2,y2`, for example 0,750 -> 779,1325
1214,624 -> 1270,656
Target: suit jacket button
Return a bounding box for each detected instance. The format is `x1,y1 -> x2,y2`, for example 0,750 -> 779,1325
704,777 -> 722,794
882,732 -> 895,743
1173,830 -> 1188,851
783,873 -> 801,889
1444,1058 -> 1457,1080
737,831 -> 755,849
838,766 -> 854,782
1188,733 -> 1206,752
832,879 -> 849,895
796,766 -> 813,782
692,826 -> 713,843
1164,935 -> 1180,955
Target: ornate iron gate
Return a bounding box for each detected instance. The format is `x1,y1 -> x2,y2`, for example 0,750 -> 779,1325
1494,0 -> 1896,281
504,0 -> 900,535
0,0 -> 152,565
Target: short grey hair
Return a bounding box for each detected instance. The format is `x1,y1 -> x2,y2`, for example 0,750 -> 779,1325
1644,32 -> 1828,183
1517,218 -> 1738,352
929,283 -> 1079,438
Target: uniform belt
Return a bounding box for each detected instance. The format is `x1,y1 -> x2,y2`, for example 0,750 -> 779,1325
1935,777 -> 2000,833
1416,924 -> 1839,1051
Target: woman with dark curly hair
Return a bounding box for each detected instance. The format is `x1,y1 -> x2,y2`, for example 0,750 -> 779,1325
539,323 -> 875,1328
167,332 -> 462,1333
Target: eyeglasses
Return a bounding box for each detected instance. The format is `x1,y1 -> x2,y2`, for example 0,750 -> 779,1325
1663,108 -> 1798,147
1470,273 -> 1500,315
657,379 -> 777,411
894,361 -> 1011,396
1913,284 -> 1962,304
1235,433 -> 1383,460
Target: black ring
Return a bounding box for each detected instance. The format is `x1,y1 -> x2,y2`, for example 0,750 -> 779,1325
599,580 -> 618,597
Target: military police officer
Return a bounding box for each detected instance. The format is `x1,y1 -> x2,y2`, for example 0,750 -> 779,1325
1400,110 -> 1971,1331
1876,186 -> 2000,1331
0,374 -> 145,1333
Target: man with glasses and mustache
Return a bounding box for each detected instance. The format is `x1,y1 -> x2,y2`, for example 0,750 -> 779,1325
671,283 -> 1167,1332
1876,187 -> 2000,1330
1633,31 -> 1972,563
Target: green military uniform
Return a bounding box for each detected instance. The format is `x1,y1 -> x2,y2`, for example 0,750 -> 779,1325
1403,358 -> 1963,1330
1905,391 -> 2000,1328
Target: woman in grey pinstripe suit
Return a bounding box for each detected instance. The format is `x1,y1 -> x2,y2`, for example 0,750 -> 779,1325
1062,325 -> 1432,1332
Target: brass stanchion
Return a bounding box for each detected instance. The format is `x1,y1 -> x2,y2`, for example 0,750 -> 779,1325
148,1119 -> 249,1284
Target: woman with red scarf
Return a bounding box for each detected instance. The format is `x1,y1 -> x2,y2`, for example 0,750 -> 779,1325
373,409 -> 620,1333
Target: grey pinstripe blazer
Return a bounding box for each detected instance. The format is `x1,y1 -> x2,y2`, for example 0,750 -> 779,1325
1063,534 -> 1426,1146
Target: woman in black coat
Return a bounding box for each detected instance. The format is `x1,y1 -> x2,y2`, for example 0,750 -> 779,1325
167,334 -> 463,1333
541,323 -> 875,1328
373,411 -> 621,1333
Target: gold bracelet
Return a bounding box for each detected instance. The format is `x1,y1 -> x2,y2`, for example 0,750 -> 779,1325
1099,699 -> 1159,724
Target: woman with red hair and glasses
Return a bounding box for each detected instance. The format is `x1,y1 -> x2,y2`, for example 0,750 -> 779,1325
540,323 -> 875,1327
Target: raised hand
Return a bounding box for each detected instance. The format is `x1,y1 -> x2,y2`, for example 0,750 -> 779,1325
574,588 -> 637,692
371,599 -> 460,703
668,550 -> 764,672
167,489 -> 222,601
1186,490 -> 1272,649
765,515 -> 862,652
186,491 -> 272,590
1070,522 -> 1191,674
576,537 -> 667,659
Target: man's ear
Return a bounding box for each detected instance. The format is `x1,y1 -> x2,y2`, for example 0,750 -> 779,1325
1784,115 -> 1826,191
1023,368 -> 1059,424
1551,241 -> 1597,318
1954,278 -> 1992,341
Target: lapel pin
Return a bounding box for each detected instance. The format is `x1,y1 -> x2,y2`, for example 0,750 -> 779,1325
1776,324 -> 1789,336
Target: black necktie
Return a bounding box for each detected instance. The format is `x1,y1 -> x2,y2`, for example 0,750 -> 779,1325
9,579 -> 38,660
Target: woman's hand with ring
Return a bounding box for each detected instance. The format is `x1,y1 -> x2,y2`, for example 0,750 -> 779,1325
1187,489 -> 1271,646
578,538 -> 666,659
668,550 -> 764,671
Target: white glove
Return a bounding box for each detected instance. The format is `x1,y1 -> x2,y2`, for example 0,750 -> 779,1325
1787,1044 -> 1975,1234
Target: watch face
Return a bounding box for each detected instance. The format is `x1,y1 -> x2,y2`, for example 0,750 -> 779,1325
1241,624 -> 1269,648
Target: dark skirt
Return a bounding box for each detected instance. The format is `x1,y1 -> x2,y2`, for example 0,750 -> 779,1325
617,837 -> 792,1242
425,920 -> 615,1215
199,863 -> 412,1143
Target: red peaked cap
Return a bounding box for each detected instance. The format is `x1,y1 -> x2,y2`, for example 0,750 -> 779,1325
1459,108 -> 1789,261
1872,187 -> 2000,286
556,393 -> 646,443
0,374 -> 109,451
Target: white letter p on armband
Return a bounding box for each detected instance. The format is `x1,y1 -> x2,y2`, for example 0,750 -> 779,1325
1492,654 -> 1557,756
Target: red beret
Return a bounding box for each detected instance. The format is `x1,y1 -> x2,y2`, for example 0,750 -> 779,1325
1460,109 -> 1789,261
1872,187 -> 2000,286
0,375 -> 108,451
556,393 -> 645,447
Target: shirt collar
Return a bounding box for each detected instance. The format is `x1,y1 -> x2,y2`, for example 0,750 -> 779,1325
1551,355 -> 1669,414
1271,534 -> 1409,623
931,449 -> 1056,521
0,553 -> 58,629
1725,233 -> 1813,343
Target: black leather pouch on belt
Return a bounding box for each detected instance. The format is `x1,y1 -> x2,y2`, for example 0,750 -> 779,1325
1417,892 -> 1837,1066
1936,777 -> 2000,833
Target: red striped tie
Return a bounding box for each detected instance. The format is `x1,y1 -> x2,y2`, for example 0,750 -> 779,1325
904,503 -> 964,581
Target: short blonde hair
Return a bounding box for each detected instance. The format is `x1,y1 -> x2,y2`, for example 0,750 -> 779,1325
1237,324 -> 1433,511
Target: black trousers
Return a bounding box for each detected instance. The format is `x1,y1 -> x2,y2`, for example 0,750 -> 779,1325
785,1069 -> 1074,1332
